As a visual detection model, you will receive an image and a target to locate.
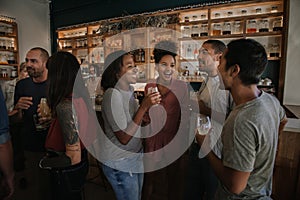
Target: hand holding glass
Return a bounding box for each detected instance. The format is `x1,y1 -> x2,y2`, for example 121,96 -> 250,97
196,114 -> 211,135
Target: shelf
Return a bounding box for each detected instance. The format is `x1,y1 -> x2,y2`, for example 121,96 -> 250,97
210,12 -> 283,23
55,0 -> 285,102
0,20 -> 19,79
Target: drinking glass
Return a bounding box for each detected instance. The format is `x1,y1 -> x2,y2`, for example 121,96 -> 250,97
196,114 -> 211,135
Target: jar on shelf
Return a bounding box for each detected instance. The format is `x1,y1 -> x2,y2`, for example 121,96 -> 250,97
247,20 -> 257,33
256,8 -> 262,14
192,15 -> 198,21
0,39 -> 6,50
222,22 -> 231,35
11,68 -> 17,78
186,45 -> 193,59
200,14 -> 207,20
7,55 -> 15,64
258,19 -> 269,32
184,16 -> 190,22
182,26 -> 191,38
212,23 -> 222,36
227,11 -> 233,17
273,17 -> 283,31
232,21 -> 241,34
7,26 -> 13,35
270,43 -> 280,57
200,24 -> 208,36
214,13 -> 221,19
241,9 -> 248,15
0,68 -> 8,78
271,6 -> 278,13
191,25 -> 200,37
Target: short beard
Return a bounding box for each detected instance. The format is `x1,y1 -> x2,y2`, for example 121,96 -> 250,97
28,70 -> 43,78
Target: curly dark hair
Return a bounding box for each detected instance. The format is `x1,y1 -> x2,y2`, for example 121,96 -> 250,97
153,40 -> 177,64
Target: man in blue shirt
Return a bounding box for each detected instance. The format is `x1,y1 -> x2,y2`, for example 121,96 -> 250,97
0,88 -> 14,199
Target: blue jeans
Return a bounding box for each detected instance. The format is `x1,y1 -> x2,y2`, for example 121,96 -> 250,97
102,164 -> 143,200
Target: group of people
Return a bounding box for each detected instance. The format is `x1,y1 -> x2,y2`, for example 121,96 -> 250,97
0,37 -> 287,200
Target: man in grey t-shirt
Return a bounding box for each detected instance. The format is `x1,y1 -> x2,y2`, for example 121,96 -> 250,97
196,39 -> 287,199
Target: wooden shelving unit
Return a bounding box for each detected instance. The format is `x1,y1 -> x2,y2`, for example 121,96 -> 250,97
0,19 -> 19,80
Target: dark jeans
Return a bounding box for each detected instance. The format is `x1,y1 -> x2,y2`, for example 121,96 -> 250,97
9,113 -> 25,171
184,143 -> 218,200
49,150 -> 89,200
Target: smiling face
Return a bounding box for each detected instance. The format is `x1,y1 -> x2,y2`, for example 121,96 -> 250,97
156,54 -> 176,85
25,49 -> 47,78
198,43 -> 221,76
118,54 -> 137,86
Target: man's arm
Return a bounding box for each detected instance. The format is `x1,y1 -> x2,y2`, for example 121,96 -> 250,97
196,133 -> 250,194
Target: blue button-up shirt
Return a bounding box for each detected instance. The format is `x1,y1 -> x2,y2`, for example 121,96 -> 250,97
0,88 -> 10,144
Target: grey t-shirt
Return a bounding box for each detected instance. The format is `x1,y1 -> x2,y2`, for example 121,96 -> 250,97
101,87 -> 143,172
216,91 -> 285,199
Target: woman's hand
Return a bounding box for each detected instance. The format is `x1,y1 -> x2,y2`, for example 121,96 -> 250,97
140,92 -> 161,110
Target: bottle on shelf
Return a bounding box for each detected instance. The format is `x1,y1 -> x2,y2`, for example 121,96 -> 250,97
270,43 -> 280,57
200,24 -> 208,36
247,20 -> 257,33
256,8 -> 262,14
140,48 -> 145,62
91,53 -> 95,63
11,68 -> 17,78
273,17 -> 283,31
200,14 -> 207,20
182,26 -> 191,38
184,16 -> 190,22
232,21 -> 241,34
183,66 -> 190,77
191,25 -> 200,37
227,11 -> 233,17
192,15 -> 198,21
186,44 -> 193,59
214,13 -> 221,19
212,23 -> 222,36
222,22 -> 231,35
241,9 -> 248,15
258,19 -> 269,32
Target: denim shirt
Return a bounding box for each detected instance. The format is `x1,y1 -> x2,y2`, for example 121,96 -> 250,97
0,88 -> 10,144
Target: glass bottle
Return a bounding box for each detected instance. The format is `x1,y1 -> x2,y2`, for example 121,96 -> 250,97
200,24 -> 208,36
214,13 -> 221,19
192,15 -> 198,21
270,43 -> 280,57
200,14 -> 207,20
182,26 -> 191,38
212,23 -> 222,36
258,19 -> 269,32
184,16 -> 189,22
241,9 -> 247,15
186,44 -> 193,59
40,98 -> 50,118
227,11 -> 233,17
247,20 -> 257,33
273,17 -> 283,31
256,8 -> 262,14
222,22 -> 231,35
271,6 -> 278,13
232,21 -> 241,34
191,25 -> 200,37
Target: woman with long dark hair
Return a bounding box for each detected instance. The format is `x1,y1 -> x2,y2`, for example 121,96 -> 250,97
41,51 -> 92,200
